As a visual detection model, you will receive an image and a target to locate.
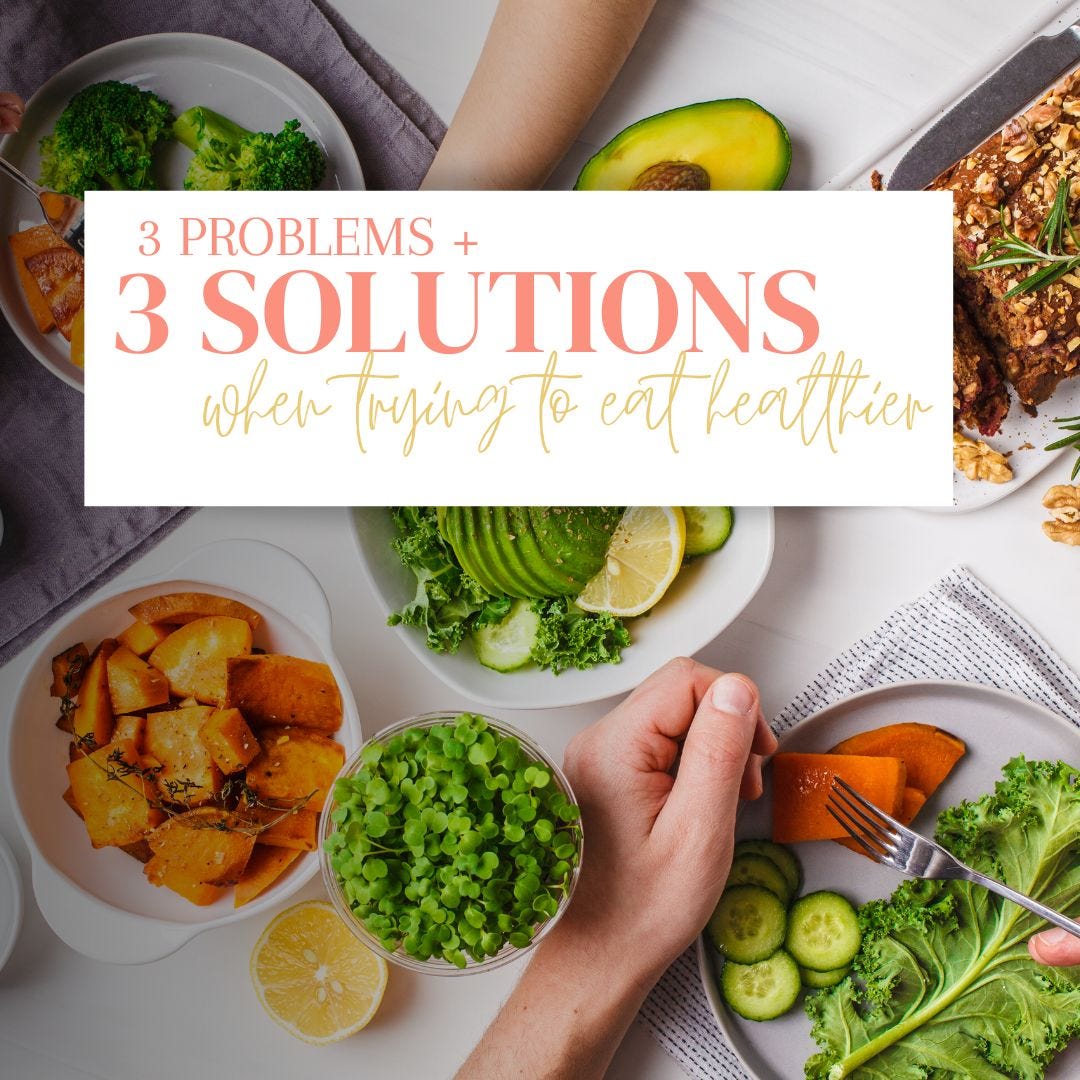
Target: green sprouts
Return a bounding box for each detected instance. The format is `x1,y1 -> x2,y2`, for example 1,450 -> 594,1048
325,714 -> 581,968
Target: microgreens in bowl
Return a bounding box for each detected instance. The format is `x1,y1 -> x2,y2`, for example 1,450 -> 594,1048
322,713 -> 582,972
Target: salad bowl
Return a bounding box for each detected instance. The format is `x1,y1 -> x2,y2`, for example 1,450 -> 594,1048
351,507 -> 775,710
5,538 -> 362,964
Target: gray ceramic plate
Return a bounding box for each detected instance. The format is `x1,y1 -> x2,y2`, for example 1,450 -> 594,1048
0,32 -> 365,392
697,680 -> 1080,1079
0,833 -> 23,974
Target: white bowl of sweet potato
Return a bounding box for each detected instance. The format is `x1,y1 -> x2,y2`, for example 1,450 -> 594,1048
6,539 -> 362,964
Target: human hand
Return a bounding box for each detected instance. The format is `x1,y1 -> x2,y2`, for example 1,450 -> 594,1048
0,93 -> 24,134
1028,928 -> 1080,966
556,657 -> 777,981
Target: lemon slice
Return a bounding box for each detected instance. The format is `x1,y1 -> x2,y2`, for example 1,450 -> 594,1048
250,900 -> 388,1045
576,507 -> 686,617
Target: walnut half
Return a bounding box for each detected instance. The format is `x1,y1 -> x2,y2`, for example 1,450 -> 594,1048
1042,484 -> 1080,546
953,432 -> 1013,483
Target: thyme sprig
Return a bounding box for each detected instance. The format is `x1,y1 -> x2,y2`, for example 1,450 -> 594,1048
970,178 -> 1080,299
78,741 -> 313,836
1046,413 -> 1080,480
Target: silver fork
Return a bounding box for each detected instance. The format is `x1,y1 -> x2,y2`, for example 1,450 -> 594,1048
0,154 -> 85,254
827,775 -> 1080,940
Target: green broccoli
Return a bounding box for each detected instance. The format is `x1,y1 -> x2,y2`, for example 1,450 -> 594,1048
172,106 -> 326,191
38,80 -> 174,199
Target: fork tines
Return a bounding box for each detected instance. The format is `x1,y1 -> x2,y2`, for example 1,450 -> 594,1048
826,775 -> 905,867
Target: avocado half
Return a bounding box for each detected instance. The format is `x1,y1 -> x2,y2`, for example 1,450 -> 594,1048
439,507 -> 623,599
575,98 -> 790,191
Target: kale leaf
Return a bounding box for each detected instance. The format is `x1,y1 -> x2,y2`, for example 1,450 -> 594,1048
386,506 -> 504,653
385,508 -> 631,673
805,756 -> 1080,1079
530,597 -> 631,675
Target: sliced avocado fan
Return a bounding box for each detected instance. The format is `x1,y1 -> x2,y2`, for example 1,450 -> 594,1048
439,507 -> 623,599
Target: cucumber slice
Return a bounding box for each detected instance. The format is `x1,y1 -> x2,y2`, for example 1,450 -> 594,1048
733,840 -> 802,898
785,891 -> 861,972
800,964 -> 849,989
707,885 -> 787,964
471,599 -> 540,672
726,853 -> 793,906
683,507 -> 733,556
721,950 -> 801,1021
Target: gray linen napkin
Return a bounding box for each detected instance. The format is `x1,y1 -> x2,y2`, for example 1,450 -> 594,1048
0,0 -> 445,664
637,567 -> 1080,1079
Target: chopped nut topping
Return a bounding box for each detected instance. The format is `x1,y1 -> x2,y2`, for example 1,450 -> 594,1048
953,431 -> 1014,483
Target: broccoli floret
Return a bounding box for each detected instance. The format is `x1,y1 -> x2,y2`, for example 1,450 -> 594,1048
38,80 -> 173,199
173,106 -> 326,191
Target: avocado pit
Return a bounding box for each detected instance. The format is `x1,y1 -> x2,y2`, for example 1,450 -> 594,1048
630,160 -> 711,191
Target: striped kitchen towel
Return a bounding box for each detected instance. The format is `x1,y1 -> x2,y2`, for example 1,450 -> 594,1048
637,566 -> 1080,1080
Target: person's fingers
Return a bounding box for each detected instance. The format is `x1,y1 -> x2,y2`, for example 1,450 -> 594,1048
662,672 -> 760,834
0,93 -> 24,134
739,753 -> 764,800
618,656 -> 723,742
751,713 -> 777,756
1028,928 -> 1080,966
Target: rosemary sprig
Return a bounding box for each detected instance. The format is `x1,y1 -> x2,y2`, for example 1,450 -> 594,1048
1046,413 -> 1080,480
970,178 -> 1080,299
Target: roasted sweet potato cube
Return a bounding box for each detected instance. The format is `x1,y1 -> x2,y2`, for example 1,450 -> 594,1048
149,616 -> 252,705
145,808 -> 255,889
9,224 -> 61,332
199,708 -> 258,774
130,592 -> 262,630
62,784 -> 82,819
66,740 -> 163,848
235,846 -> 301,908
144,707 -> 222,806
25,243 -> 83,339
151,869 -> 229,907
51,642 -> 90,697
225,654 -> 342,732
120,839 -> 153,864
111,714 -> 146,752
177,697 -> 198,708
245,727 -> 345,812
107,645 -> 171,715
117,620 -> 172,658
72,640 -> 117,750
251,808 -> 318,852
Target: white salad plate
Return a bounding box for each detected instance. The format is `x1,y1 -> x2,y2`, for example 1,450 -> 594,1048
352,507 -> 775,710
0,833 -> 23,975
5,538 -> 362,965
698,679 -> 1080,1080
0,32 -> 365,393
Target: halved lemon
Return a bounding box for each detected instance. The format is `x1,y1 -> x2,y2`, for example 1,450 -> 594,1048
250,900 -> 388,1045
576,507 -> 686,617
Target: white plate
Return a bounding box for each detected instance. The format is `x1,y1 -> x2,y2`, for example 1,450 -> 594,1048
0,834 -> 23,975
822,5 -> 1080,512
697,680 -> 1080,1080
5,538 -> 362,964
0,32 -> 365,393
353,507 -> 774,710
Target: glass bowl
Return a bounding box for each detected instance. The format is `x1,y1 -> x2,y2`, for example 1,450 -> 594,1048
320,712 -> 583,976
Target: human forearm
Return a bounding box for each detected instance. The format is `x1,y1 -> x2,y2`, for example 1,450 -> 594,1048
456,924 -> 659,1080
422,0 -> 658,190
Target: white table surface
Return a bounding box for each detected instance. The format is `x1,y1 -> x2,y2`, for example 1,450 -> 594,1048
3,2 -> 1080,1078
